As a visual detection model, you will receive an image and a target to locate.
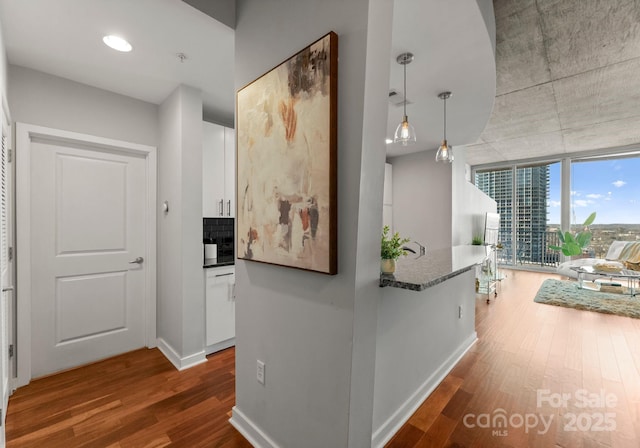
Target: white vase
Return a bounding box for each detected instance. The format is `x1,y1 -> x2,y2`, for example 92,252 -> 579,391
381,258 -> 396,274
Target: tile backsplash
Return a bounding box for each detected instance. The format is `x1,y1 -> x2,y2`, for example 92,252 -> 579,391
203,217 -> 234,259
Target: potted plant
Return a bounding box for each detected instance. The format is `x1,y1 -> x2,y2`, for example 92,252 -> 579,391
472,235 -> 484,245
549,212 -> 596,257
381,225 -> 410,274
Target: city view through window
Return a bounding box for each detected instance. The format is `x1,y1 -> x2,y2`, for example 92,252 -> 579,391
475,155 -> 640,268
565,157 -> 640,259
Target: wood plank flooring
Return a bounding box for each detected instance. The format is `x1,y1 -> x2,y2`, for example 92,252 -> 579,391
7,270 -> 640,447
6,347 -> 251,447
387,269 -> 640,448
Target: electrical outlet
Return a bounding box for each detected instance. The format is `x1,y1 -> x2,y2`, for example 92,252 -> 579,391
458,305 -> 463,319
257,360 -> 265,385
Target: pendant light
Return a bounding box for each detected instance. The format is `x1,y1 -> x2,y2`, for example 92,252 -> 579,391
435,91 -> 454,163
393,52 -> 417,146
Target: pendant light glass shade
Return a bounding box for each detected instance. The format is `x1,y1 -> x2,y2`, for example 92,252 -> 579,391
393,53 -> 416,146
435,91 -> 454,163
435,140 -> 453,162
394,115 -> 416,145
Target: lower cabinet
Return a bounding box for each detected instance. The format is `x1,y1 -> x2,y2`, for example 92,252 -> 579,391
205,266 -> 235,353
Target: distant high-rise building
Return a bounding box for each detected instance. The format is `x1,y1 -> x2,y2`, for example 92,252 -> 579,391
475,166 -> 549,264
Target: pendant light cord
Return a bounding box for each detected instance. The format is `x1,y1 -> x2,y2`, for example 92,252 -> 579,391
443,96 -> 447,140
403,61 -> 407,118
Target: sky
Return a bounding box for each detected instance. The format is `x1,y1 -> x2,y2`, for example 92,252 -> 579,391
547,157 -> 640,225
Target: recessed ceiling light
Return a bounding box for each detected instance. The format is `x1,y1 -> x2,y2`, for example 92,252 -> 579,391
385,138 -> 393,144
102,35 -> 132,52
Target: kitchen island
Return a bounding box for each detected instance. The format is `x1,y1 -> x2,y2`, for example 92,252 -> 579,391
372,245 -> 488,447
379,245 -> 488,291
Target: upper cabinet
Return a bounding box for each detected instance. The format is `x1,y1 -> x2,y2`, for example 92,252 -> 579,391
224,127 -> 235,218
203,122 -> 235,217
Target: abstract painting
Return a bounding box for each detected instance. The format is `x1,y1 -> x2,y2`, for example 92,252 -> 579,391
236,32 -> 338,274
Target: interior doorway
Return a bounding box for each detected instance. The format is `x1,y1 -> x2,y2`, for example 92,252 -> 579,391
15,124 -> 157,385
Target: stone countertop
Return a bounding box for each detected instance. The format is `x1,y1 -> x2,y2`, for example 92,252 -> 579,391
379,245 -> 489,291
203,256 -> 235,268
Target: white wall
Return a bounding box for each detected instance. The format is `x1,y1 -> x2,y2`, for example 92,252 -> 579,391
7,65 -> 158,147
232,1 -> 393,447
476,0 -> 496,55
390,150 -> 453,251
157,85 -> 205,365
0,26 -> 6,101
158,89 -> 183,353
373,269 -> 477,445
451,147 -> 497,246
178,87 -> 206,358
7,65 -> 215,364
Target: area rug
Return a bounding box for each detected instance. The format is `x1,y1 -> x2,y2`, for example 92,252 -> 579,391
534,278 -> 640,319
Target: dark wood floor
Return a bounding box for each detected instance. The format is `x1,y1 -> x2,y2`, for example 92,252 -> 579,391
6,346 -> 251,447
7,270 -> 640,447
387,270 -> 640,448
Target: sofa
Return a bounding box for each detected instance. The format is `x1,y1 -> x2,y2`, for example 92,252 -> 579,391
556,240 -> 635,280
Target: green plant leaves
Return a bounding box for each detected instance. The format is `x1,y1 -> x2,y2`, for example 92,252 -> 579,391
583,211 -> 596,227
563,232 -> 576,244
575,231 -> 592,248
550,212 -> 596,257
381,225 -> 410,260
562,241 -> 582,256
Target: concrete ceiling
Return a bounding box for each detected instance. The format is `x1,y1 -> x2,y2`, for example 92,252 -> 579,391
465,0 -> 640,166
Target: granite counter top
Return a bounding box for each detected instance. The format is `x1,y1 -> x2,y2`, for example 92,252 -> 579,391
203,256 -> 235,268
379,245 -> 489,291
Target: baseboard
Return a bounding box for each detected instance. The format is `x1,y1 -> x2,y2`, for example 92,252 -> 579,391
156,338 -> 207,371
205,337 -> 235,355
371,332 -> 478,448
230,406 -> 281,448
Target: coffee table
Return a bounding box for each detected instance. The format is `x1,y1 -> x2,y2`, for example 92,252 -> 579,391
570,265 -> 640,297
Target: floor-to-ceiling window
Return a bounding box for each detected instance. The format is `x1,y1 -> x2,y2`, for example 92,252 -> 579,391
474,168 -> 513,262
476,162 -> 560,268
570,155 -> 640,257
474,151 -> 640,270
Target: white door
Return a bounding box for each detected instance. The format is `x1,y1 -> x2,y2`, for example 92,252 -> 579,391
29,140 -> 148,378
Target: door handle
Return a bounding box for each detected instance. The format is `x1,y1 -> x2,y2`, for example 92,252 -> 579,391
2,286 -> 13,292
219,199 -> 224,216
129,257 -> 144,264
227,200 -> 231,216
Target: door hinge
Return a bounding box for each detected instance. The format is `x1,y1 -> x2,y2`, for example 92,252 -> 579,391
8,344 -> 13,358
7,247 -> 13,262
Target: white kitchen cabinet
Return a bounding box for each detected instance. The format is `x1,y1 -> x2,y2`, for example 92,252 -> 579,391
203,122 -> 225,217
224,127 -> 235,218
202,121 -> 235,217
205,266 -> 235,352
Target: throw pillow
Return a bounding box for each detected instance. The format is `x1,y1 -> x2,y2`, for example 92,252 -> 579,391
594,261 -> 624,273
619,242 -> 640,264
625,261 -> 640,272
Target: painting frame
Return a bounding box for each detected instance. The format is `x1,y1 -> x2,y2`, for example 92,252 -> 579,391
236,32 -> 338,275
